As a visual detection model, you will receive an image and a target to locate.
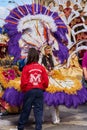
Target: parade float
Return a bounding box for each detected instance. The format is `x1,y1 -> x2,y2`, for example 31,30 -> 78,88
0,0 -> 87,115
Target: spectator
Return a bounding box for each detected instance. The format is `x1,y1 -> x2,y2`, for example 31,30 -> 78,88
17,48 -> 49,130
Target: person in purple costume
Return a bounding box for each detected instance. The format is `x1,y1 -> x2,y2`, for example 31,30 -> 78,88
82,51 -> 87,87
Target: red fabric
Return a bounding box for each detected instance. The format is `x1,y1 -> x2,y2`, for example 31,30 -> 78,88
21,62 -> 49,92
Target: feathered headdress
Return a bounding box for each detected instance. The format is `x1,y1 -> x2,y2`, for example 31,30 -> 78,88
1,0 -> 69,64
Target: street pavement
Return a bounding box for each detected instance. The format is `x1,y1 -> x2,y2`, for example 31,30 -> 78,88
0,103 -> 87,130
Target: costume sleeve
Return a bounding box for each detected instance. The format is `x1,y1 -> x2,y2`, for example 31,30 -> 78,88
82,52 -> 87,80
82,52 -> 87,68
42,55 -> 46,67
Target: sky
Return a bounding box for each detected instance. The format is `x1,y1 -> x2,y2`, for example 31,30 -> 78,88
0,0 -> 33,6
0,0 -> 85,27
0,0 -> 32,27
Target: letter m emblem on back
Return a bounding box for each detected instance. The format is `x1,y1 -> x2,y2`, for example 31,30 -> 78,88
29,73 -> 41,85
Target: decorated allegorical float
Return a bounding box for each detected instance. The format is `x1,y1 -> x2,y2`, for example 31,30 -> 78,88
0,0 -> 87,116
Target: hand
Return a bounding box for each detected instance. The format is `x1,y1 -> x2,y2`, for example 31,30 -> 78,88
48,70 -> 54,76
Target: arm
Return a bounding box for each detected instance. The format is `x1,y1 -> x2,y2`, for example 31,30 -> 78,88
20,66 -> 29,91
42,55 -> 47,67
83,67 -> 87,81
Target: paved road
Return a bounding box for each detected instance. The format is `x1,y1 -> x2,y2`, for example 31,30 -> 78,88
0,104 -> 87,130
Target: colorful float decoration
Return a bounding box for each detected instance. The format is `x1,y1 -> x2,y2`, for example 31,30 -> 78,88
0,1 -> 87,114
68,14 -> 87,65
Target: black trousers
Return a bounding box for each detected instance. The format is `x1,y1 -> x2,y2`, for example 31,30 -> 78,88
18,89 -> 43,130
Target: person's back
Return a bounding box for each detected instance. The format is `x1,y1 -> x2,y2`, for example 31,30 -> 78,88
18,48 -> 49,130
21,62 -> 49,92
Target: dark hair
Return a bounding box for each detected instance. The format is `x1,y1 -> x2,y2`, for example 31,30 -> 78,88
26,48 -> 39,64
